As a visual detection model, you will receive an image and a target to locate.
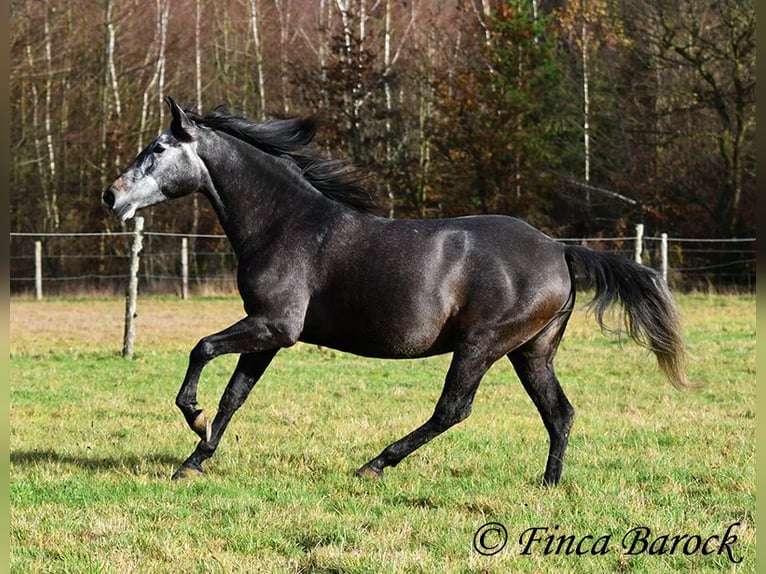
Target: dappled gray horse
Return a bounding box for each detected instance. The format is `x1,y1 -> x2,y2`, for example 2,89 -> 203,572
104,98 -> 689,485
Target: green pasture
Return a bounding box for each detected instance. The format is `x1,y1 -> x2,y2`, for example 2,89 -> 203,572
10,294 -> 755,572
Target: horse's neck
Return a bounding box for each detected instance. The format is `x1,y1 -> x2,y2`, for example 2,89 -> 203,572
198,138 -> 330,256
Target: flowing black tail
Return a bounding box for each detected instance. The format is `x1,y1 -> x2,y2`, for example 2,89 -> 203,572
564,245 -> 691,389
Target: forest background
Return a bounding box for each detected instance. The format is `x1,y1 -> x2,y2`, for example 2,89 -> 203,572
10,0 -> 755,247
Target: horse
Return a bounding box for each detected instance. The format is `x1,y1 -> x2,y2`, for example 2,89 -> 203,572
103,97 -> 690,485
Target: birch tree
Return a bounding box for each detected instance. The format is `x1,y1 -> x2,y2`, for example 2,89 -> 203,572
273,0 -> 293,114
42,1 -> 60,230
101,0 -> 123,187
138,0 -> 170,150
195,0 -> 204,111
19,1 -> 61,232
248,0 -> 267,118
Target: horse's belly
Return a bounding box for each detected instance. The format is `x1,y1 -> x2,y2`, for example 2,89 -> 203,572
300,303 -> 455,359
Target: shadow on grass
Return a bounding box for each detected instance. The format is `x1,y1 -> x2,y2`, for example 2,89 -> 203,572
10,448 -> 181,474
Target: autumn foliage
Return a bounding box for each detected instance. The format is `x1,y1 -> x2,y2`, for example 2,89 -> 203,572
10,0 -> 754,242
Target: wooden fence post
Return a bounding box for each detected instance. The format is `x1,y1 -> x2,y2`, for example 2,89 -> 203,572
661,232 -> 668,283
634,223 -> 644,265
35,241 -> 43,300
181,237 -> 189,300
122,216 -> 144,358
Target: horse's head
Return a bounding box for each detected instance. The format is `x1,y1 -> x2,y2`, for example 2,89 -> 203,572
103,97 -> 208,221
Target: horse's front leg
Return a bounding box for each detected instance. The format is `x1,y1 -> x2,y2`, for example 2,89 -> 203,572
172,314 -> 299,478
175,315 -> 298,440
175,346 -> 214,442
173,349 -> 277,479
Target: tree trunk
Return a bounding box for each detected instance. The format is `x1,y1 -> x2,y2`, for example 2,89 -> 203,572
138,0 -> 170,149
580,0 -> 592,222
383,0 -> 394,217
42,2 -> 59,230
274,0 -> 292,115
248,0 -> 266,119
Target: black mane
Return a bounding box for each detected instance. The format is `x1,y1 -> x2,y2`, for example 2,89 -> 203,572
186,105 -> 379,214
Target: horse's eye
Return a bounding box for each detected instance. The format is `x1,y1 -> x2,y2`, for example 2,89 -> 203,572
154,143 -> 166,154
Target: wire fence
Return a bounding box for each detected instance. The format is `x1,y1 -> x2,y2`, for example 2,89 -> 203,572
9,225 -> 756,298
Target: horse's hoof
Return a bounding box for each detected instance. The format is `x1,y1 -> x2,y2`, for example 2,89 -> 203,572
354,465 -> 384,480
191,410 -> 211,442
172,465 -> 204,481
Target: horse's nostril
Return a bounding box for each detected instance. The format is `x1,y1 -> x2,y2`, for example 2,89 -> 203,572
103,189 -> 115,208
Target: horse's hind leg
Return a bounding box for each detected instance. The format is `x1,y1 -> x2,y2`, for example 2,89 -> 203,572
508,328 -> 575,486
173,350 -> 276,479
355,347 -> 492,478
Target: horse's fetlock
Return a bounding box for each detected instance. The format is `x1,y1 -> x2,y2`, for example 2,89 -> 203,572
175,393 -> 194,412
191,339 -> 215,362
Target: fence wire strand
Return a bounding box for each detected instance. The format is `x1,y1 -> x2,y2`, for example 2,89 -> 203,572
10,230 -> 756,296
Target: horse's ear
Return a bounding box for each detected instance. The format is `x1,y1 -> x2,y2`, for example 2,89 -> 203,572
165,96 -> 196,142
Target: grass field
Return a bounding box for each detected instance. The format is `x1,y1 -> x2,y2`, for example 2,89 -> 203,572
10,293 -> 755,573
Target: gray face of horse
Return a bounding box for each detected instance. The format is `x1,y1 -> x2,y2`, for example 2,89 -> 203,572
103,98 -> 207,222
